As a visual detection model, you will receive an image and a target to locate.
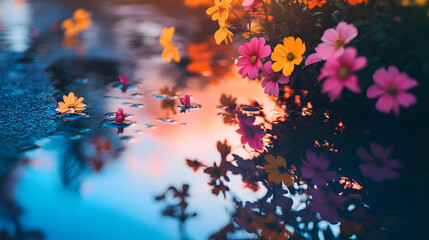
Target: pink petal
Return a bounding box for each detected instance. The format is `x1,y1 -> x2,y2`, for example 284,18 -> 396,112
373,68 -> 390,88
278,75 -> 290,84
321,28 -> 339,44
260,45 -> 272,58
336,22 -> 358,43
315,44 -> 336,60
396,91 -> 416,108
247,67 -> 259,80
305,53 -> 322,66
370,143 -> 391,160
367,85 -> 386,99
351,56 -> 367,72
395,72 -> 418,90
357,147 -> 374,162
343,75 -> 361,93
238,45 -> 250,57
375,95 -> 395,114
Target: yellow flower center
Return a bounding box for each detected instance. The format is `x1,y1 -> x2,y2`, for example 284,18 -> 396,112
337,66 -> 349,79
387,86 -> 398,96
250,55 -> 258,64
286,52 -> 295,62
335,39 -> 344,50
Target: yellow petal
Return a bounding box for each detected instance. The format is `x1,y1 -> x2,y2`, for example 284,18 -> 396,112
272,44 -> 286,58
277,156 -> 287,167
264,155 -> 277,164
282,174 -> 294,187
68,92 -> 75,102
75,103 -> 86,108
58,102 -> 66,108
271,60 -> 286,72
75,97 -> 84,105
282,63 -> 294,76
268,173 -> 282,184
214,28 -> 227,45
63,95 -> 70,105
292,56 -> 303,65
283,37 -> 295,52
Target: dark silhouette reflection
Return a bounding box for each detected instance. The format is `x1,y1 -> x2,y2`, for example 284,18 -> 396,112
155,184 -> 197,240
0,156 -> 44,240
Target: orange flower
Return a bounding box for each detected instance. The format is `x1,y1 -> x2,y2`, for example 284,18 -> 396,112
346,0 -> 368,4
214,23 -> 233,45
307,0 -> 326,8
249,212 -> 292,240
61,9 -> 92,38
263,155 -> 294,186
159,27 -> 181,63
56,92 -> 86,114
206,0 -> 232,26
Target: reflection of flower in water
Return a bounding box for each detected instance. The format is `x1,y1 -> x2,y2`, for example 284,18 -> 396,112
236,112 -> 265,150
263,155 -> 293,186
357,143 -> 403,182
159,86 -> 178,116
310,188 -> 345,224
249,212 -> 292,240
214,22 -> 233,45
206,0 -> 232,26
184,0 -> 213,8
301,150 -> 339,186
61,9 -> 92,38
62,36 -> 85,54
159,27 -> 181,63
56,92 -> 86,114
186,159 -> 206,172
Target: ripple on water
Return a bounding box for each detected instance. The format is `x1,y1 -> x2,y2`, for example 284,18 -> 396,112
101,120 -> 134,129
157,118 -> 177,124
216,105 -> 228,110
240,106 -> 263,112
130,103 -> 144,108
176,104 -> 202,111
58,113 -> 89,120
75,78 -> 88,84
131,93 -> 143,98
145,124 -> 155,129
104,112 -> 133,118
217,113 -> 228,117
114,84 -> 137,90
152,93 -> 174,99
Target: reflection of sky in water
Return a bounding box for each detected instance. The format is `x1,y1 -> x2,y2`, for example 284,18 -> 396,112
0,0 -> 30,52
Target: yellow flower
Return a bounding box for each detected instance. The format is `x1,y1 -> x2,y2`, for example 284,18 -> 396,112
249,212 -> 292,240
264,155 -> 293,186
57,92 -> 86,114
214,23 -> 233,45
162,45 -> 181,63
61,9 -> 92,39
159,27 -> 181,63
271,37 -> 306,77
206,0 -> 232,26
401,0 -> 427,6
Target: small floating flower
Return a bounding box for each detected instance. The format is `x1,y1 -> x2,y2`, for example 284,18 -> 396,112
236,112 -> 265,150
236,37 -> 271,80
263,155 -> 293,186
56,92 -> 86,114
318,47 -> 366,101
114,108 -> 127,124
357,143 -> 403,182
367,66 -> 417,116
315,22 -> 358,60
261,61 -> 289,95
118,74 -> 129,85
179,94 -> 191,113
271,36 -> 306,76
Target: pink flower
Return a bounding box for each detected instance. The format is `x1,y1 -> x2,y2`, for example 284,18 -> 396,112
367,66 -> 417,116
242,0 -> 262,10
119,74 -> 129,85
261,61 -> 289,95
236,112 -> 265,150
179,94 -> 191,113
315,22 -> 358,60
179,94 -> 191,106
318,47 -> 366,101
301,150 -> 339,186
114,108 -> 127,124
310,188 -> 346,224
236,37 -> 271,80
357,143 -> 403,182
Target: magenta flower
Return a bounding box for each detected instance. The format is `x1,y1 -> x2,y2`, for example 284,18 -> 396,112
114,108 -> 127,124
315,22 -> 358,60
261,61 -> 289,95
179,94 -> 191,113
357,143 -> 403,182
242,0 -> 262,10
318,47 -> 366,101
119,74 -> 129,85
367,66 -> 417,116
236,112 -> 265,150
310,188 -> 345,224
301,150 -> 339,186
236,37 -> 271,80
